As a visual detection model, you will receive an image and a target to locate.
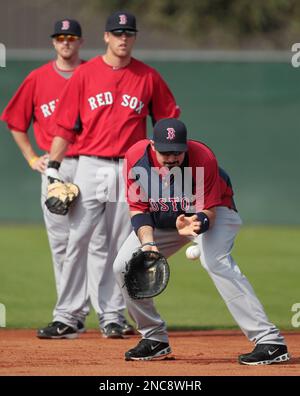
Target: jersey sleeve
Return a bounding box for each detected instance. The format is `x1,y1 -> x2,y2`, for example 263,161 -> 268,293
1,73 -> 35,133
53,69 -> 82,143
149,70 -> 180,124
123,154 -> 150,213
194,157 -> 222,212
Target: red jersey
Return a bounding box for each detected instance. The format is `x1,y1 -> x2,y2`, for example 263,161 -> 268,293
124,140 -> 236,229
53,56 -> 180,157
1,61 -> 81,156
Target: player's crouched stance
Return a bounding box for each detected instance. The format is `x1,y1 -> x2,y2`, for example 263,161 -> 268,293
113,118 -> 290,365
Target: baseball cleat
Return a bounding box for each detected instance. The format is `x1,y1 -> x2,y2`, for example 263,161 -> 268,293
238,344 -> 290,365
102,323 -> 124,339
125,339 -> 171,361
121,321 -> 136,336
77,320 -> 86,334
37,321 -> 78,339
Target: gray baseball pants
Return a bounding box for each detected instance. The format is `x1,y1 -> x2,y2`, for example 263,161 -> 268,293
113,207 -> 285,345
51,156 -> 132,329
41,156 -> 128,328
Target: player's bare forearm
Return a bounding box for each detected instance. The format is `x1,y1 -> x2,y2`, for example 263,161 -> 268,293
130,210 -> 157,251
49,136 -> 69,162
11,130 -> 37,163
137,225 -> 154,244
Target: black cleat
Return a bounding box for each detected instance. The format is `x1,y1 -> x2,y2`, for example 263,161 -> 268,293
77,320 -> 86,334
121,321 -> 135,335
125,339 -> 171,361
238,344 -> 290,365
102,323 -> 124,339
37,321 -> 78,339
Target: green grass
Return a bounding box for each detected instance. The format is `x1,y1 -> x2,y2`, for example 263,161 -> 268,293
0,225 -> 299,330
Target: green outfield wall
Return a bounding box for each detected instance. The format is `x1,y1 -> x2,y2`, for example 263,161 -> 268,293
0,60 -> 299,223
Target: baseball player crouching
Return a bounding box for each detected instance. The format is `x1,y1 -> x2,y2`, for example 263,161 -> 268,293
113,118 -> 290,365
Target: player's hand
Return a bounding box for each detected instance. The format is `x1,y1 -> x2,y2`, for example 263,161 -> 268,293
30,154 -> 49,173
176,214 -> 200,237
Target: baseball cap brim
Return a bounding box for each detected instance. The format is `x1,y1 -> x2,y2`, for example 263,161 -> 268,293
51,32 -> 81,37
154,143 -> 188,152
108,27 -> 138,32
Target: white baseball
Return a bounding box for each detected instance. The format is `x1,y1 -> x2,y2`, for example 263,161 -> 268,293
185,245 -> 201,260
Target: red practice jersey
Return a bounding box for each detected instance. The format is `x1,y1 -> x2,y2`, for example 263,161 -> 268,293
1,61 -> 82,156
53,56 -> 180,157
124,140 -> 236,229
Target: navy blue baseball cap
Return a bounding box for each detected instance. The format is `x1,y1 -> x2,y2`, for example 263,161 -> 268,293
153,118 -> 188,152
51,19 -> 82,37
105,11 -> 138,32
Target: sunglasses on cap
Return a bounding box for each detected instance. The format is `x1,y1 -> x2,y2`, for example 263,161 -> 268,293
110,29 -> 136,37
54,35 -> 80,42
158,151 -> 184,156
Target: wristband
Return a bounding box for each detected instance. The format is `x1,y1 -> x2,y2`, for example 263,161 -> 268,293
48,160 -> 61,170
141,242 -> 157,248
29,156 -> 39,167
131,213 -> 154,235
45,167 -> 62,183
196,212 -> 210,234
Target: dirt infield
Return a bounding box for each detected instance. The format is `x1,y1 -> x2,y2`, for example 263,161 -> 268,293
0,329 -> 299,376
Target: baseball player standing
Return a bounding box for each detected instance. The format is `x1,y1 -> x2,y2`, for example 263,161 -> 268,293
113,118 -> 289,365
1,19 -> 133,338
38,11 -> 181,339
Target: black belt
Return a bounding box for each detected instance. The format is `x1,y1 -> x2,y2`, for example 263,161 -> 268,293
45,152 -> 79,160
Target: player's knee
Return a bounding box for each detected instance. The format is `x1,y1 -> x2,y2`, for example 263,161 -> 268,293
201,251 -> 234,275
69,221 -> 96,246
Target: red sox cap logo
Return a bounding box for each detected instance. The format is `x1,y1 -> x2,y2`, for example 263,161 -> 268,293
119,14 -> 127,25
61,20 -> 70,30
166,128 -> 176,140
